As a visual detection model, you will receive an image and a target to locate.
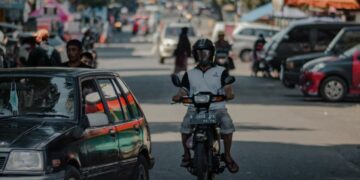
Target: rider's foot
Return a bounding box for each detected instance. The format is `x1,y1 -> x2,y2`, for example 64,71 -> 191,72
180,154 -> 191,167
222,154 -> 239,173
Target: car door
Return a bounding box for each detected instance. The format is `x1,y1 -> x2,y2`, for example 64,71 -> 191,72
353,50 -> 360,89
113,77 -> 144,176
80,78 -> 119,179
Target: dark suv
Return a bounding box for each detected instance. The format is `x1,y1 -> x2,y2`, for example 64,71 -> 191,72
282,27 -> 360,88
262,18 -> 358,72
0,68 -> 154,180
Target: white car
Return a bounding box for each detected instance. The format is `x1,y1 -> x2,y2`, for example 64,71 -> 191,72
232,22 -> 279,62
158,22 -> 197,64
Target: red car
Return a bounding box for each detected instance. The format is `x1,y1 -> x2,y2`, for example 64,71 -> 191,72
300,44 -> 360,101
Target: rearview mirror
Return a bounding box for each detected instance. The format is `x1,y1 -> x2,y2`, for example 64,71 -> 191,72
171,74 -> 181,87
224,76 -> 235,86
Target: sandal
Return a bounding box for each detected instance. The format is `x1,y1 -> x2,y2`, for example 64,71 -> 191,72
221,154 -> 239,173
180,155 -> 191,167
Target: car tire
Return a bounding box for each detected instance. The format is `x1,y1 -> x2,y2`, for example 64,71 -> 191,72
239,49 -> 252,62
64,165 -> 81,180
320,76 -> 347,102
133,155 -> 149,180
283,80 -> 296,89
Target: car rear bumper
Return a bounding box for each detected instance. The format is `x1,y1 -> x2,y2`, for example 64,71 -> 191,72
0,171 -> 64,180
299,71 -> 326,95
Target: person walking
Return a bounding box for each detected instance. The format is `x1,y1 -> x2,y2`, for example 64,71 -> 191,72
173,27 -> 191,74
27,29 -> 62,67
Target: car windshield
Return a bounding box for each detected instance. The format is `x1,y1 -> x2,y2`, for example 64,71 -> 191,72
165,26 -> 196,37
326,30 -> 360,54
342,44 -> 360,57
0,76 -> 75,120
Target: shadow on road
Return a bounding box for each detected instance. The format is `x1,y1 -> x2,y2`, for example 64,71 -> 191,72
122,74 -> 360,107
149,122 -> 313,135
150,141 -> 360,180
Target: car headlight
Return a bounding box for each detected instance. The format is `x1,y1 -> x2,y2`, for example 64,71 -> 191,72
310,63 -> 325,72
194,95 -> 211,104
5,151 -> 44,171
286,62 -> 295,70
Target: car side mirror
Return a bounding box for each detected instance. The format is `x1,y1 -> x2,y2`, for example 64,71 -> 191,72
84,113 -> 109,127
171,74 -> 181,87
224,76 -> 235,86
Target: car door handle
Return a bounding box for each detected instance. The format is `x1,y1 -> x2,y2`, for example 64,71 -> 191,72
109,129 -> 116,137
133,124 -> 140,132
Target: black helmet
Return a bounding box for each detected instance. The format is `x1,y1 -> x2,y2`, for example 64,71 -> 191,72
192,39 -> 215,66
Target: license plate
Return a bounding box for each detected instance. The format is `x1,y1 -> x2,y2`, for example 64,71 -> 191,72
190,112 -> 217,124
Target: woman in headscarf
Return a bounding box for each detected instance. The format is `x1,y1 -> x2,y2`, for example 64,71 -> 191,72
173,27 -> 191,74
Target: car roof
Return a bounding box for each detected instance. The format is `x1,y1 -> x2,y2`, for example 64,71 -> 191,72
235,22 -> 280,30
289,18 -> 358,27
167,22 -> 193,28
0,67 -> 117,78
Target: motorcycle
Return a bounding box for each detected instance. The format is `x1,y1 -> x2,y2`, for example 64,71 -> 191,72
215,49 -> 235,71
252,50 -> 271,78
171,74 -> 235,180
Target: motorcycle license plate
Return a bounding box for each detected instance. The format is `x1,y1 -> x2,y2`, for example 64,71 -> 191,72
190,112 -> 217,125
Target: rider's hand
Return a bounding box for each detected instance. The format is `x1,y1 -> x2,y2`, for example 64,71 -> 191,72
172,95 -> 181,102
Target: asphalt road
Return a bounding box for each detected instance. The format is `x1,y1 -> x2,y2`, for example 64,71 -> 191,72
96,22 -> 360,180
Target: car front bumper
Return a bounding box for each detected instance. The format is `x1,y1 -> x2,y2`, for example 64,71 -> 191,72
0,171 -> 64,180
299,71 -> 326,95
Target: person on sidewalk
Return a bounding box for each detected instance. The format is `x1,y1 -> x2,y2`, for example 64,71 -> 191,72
173,27 -> 191,74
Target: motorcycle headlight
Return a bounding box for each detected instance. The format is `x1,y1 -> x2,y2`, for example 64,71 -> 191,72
194,95 -> 211,104
5,151 -> 44,171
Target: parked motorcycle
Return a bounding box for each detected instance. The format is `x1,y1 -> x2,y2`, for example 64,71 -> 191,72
171,74 -> 235,180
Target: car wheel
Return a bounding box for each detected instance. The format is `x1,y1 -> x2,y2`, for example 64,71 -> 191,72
239,49 -> 252,62
133,155 -> 149,180
320,76 -> 347,102
64,165 -> 81,180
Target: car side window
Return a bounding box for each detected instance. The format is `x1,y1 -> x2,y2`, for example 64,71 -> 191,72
116,77 -> 144,119
112,78 -> 132,122
285,27 -> 311,53
97,79 -> 128,123
238,28 -> 254,36
314,28 -> 340,52
81,79 -> 110,126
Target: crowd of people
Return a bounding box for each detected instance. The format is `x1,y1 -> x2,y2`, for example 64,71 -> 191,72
0,29 -> 96,69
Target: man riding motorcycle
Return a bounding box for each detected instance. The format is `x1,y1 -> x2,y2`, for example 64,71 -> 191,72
172,39 -> 239,173
214,31 -> 235,70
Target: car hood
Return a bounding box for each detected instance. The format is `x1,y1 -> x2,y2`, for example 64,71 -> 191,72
303,55 -> 338,71
0,118 -> 74,149
287,52 -> 326,64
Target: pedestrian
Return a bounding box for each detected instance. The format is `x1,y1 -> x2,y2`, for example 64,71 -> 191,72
61,39 -> 91,68
27,29 -> 62,67
80,52 -> 96,68
173,27 -> 191,74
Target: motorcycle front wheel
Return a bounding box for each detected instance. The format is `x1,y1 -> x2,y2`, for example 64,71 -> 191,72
195,143 -> 215,180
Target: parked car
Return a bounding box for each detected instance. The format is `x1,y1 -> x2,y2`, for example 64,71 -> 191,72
0,68 -> 154,179
261,18 -> 359,72
232,22 -> 279,62
299,44 -> 360,101
282,26 -> 360,88
158,22 -> 197,64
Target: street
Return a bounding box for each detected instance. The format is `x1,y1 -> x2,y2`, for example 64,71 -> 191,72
96,28 -> 360,180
